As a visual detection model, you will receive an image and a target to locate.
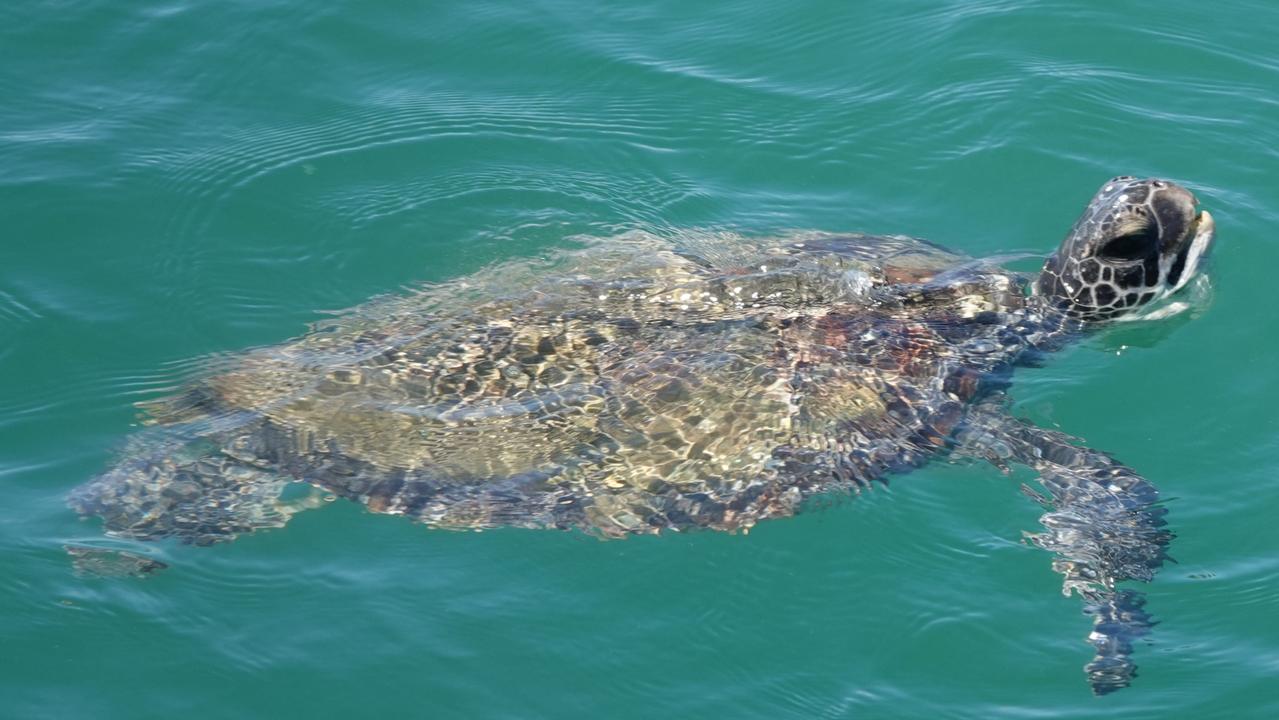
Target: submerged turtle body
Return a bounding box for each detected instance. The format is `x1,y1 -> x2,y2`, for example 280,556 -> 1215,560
71,177 -> 1217,694
77,231 -> 1022,539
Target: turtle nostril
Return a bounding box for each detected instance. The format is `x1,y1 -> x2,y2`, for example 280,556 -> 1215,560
1151,180 -> 1166,188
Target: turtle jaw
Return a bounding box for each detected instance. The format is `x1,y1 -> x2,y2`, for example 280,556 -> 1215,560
1163,209 -> 1214,295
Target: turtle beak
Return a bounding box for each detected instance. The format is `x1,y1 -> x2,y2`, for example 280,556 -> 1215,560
1194,210 -> 1215,254
1168,209 -> 1214,293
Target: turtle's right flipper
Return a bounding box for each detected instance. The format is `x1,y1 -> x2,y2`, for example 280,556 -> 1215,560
1022,457 -> 1170,694
958,404 -> 1172,695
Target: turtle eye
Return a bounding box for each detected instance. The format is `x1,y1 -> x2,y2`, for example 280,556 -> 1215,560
1099,227 -> 1157,261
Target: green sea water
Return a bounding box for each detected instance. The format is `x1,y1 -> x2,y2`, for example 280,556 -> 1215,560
3,1 -> 1278,717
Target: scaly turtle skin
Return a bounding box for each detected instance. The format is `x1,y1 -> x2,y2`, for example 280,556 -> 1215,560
70,177 -> 1215,694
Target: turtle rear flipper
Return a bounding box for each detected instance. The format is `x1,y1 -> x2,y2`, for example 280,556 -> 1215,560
64,545 -> 169,577
69,448 -> 316,547
958,405 -> 1171,695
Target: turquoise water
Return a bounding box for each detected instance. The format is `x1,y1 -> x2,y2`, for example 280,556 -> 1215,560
3,1 -> 1278,717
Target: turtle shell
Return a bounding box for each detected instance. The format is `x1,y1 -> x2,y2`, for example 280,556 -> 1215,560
79,230 -> 1025,540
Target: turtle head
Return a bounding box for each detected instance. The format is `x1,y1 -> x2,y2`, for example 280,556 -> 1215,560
1036,176 -> 1215,321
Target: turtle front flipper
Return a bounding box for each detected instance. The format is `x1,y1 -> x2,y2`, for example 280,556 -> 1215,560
958,405 -> 1172,694
1022,451 -> 1170,694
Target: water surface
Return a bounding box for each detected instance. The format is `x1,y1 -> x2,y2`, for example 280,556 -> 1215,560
3,1 -> 1279,717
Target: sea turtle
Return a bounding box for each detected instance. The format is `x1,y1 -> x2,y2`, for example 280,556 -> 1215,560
70,176 -> 1215,694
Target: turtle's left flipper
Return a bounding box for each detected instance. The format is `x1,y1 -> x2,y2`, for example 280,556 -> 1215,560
958,404 -> 1172,694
